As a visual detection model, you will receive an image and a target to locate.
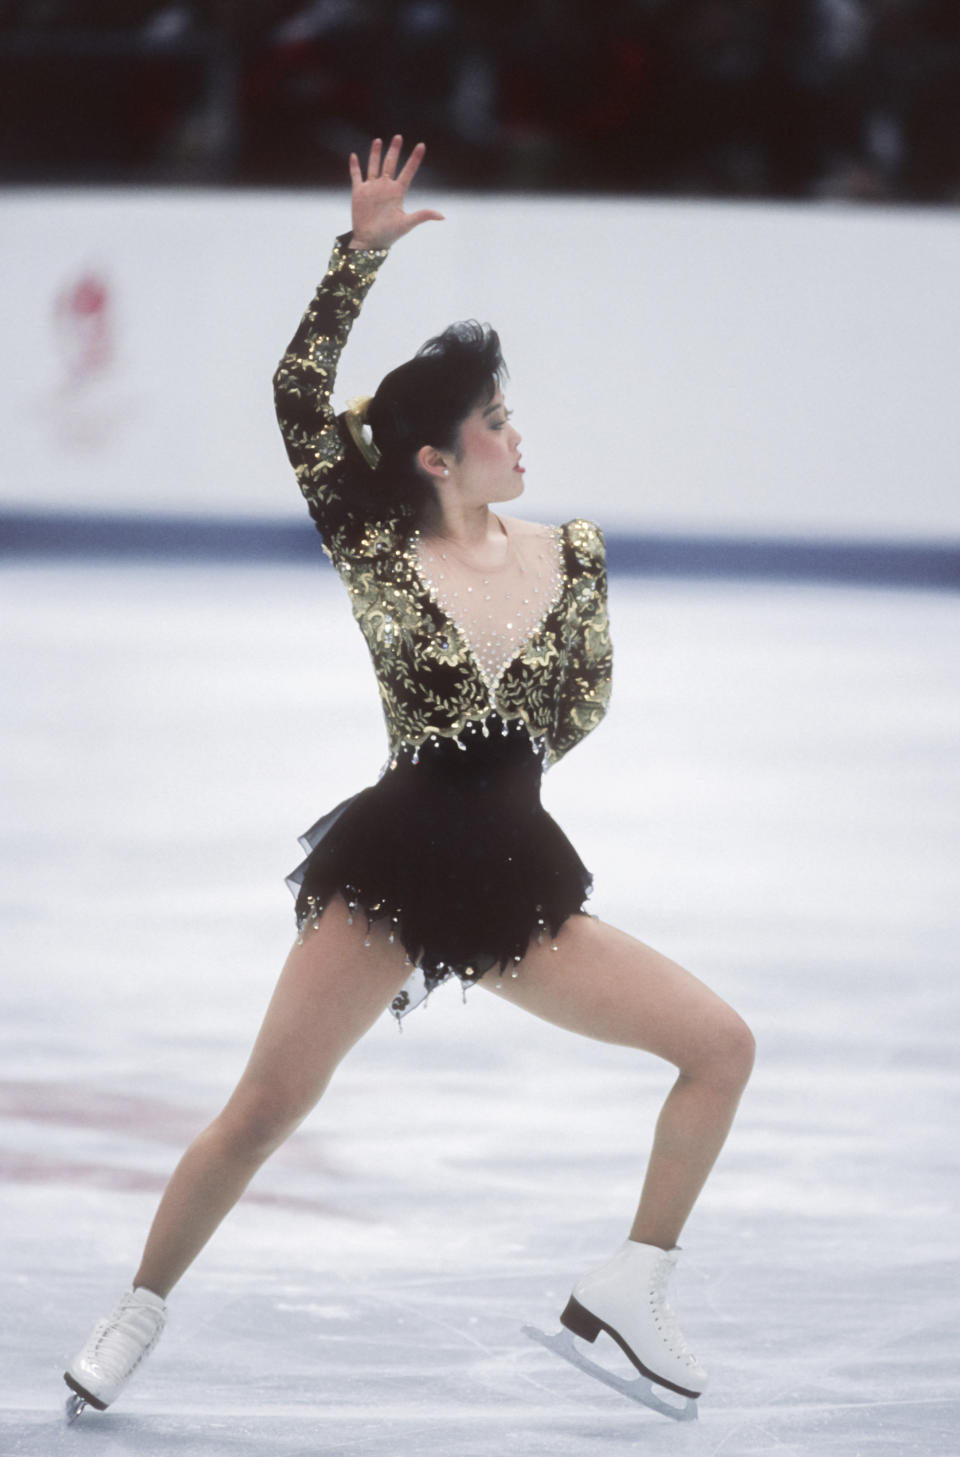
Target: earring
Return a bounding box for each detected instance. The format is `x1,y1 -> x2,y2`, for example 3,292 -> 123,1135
442,467 -> 449,477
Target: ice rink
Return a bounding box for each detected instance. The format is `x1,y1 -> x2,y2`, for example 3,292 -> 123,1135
2,559 -> 958,1456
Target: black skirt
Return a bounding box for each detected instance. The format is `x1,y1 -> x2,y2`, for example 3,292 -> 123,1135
286,713 -> 593,1020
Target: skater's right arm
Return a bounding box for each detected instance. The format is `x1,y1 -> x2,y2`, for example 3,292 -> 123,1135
272,137 -> 443,554
272,239 -> 388,550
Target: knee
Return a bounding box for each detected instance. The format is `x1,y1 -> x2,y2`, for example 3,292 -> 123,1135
688,1011 -> 756,1094
211,1085 -> 313,1164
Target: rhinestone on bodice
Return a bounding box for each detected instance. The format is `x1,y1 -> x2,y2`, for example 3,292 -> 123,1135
414,521 -> 563,692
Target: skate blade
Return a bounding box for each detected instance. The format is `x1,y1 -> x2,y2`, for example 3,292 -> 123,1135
64,1392 -> 87,1424
523,1325 -> 698,1422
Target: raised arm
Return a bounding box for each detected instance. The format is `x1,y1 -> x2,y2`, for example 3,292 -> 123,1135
272,137 -> 443,551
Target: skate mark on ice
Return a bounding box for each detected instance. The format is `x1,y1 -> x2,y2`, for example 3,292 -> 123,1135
360,1287 -> 562,1399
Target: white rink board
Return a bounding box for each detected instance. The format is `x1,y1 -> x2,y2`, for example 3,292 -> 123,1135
3,190 -> 960,542
2,562 -> 959,1455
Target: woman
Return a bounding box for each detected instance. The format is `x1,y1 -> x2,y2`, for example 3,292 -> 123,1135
64,136 -> 754,1421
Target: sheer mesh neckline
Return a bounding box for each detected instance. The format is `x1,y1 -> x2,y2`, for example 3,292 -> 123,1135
413,518 -> 564,693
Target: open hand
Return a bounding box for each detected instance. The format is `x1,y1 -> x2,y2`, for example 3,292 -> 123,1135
348,135 -> 444,251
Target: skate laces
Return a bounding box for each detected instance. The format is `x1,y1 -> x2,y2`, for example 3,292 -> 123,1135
88,1293 -> 165,1381
649,1255 -> 697,1365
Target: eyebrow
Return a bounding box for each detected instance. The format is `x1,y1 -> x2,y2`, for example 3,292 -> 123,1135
482,401 -> 506,417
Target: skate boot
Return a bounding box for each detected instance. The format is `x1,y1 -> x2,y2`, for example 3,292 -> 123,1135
524,1239 -> 706,1420
564,1240 -> 707,1395
64,1286 -> 167,1422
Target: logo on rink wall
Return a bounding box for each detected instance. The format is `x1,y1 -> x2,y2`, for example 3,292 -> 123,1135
46,269 -> 137,452
55,274 -> 113,381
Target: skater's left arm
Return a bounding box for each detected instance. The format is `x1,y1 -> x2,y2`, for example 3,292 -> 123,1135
550,521 -> 613,764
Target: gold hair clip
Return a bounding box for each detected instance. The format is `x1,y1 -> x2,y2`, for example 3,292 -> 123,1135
344,394 -> 381,471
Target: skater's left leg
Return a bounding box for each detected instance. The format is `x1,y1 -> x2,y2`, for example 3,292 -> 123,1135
482,916 -> 753,1403
480,915 -> 754,1250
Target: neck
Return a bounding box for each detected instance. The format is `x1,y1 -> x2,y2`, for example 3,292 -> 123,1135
423,498 -> 503,550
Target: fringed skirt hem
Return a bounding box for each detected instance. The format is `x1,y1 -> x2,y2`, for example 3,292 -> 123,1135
285,715 -> 593,1021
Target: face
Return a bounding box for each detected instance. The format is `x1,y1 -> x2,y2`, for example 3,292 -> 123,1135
447,386 -> 524,505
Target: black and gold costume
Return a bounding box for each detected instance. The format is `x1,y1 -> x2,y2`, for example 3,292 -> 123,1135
273,236 -> 612,1019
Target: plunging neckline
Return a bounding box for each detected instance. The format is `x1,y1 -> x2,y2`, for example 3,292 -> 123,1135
411,519 -> 566,695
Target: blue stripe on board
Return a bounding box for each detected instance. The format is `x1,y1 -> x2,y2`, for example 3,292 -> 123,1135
1,510 -> 958,590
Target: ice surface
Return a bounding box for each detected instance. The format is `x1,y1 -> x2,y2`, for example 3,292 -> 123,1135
2,563 -> 958,1455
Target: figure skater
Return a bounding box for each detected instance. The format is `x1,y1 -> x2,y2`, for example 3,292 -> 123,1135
64,136 -> 754,1422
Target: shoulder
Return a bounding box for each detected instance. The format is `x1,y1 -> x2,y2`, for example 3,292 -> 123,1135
500,515 -> 604,549
562,518 -> 606,570
500,514 -> 605,570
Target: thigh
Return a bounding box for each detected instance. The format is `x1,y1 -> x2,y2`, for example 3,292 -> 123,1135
222,895 -> 412,1130
480,914 -> 748,1075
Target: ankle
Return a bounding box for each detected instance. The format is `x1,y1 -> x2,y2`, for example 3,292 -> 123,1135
132,1274 -> 171,1301
628,1228 -> 679,1252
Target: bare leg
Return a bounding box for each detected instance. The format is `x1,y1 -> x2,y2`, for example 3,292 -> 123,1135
134,897 -> 411,1297
480,916 -> 755,1250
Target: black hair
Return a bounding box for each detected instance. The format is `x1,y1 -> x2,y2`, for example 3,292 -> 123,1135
337,321 -> 506,533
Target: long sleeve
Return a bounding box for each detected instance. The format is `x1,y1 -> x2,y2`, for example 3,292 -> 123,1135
272,233 -> 389,556
549,521 -> 613,764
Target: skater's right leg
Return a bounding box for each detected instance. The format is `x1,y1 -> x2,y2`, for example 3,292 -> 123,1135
66,895 -> 411,1418
134,894 -> 413,1297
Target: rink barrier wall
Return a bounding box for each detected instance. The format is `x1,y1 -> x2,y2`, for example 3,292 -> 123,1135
2,509 -> 958,591
4,191 -> 960,545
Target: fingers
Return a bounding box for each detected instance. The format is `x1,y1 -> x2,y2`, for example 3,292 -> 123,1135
378,132 -> 402,179
395,139 -> 427,189
355,135 -> 426,187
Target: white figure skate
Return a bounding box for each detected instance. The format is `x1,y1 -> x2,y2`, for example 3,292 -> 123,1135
63,1286 -> 167,1423
524,1240 -> 706,1421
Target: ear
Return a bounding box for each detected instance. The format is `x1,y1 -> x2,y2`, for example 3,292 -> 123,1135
416,444 -> 450,481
